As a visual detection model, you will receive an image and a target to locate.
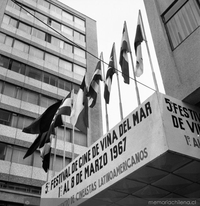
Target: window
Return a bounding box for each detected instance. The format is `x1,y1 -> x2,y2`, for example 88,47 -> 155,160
22,89 -> 39,105
29,46 -> 44,59
18,22 -> 32,34
26,65 -> 42,81
74,64 -> 86,76
74,31 -> 85,42
2,15 -> 18,28
62,11 -> 73,21
51,20 -> 61,31
74,47 -> 86,58
3,83 -> 22,99
51,36 -> 61,48
43,73 -> 58,87
50,4 -> 62,15
162,0 -> 200,49
35,12 -> 48,24
0,143 -> 6,160
7,0 -> 20,11
40,95 -> 57,108
20,6 -> 34,16
74,17 -> 85,27
59,59 -> 72,71
4,36 -> 13,47
33,151 -> 42,168
13,40 -> 29,53
50,154 -> 63,172
10,60 -> 26,75
0,55 -> 10,68
73,83 -> 80,94
58,79 -> 71,91
0,110 -> 12,126
2,15 -> 10,25
32,28 -> 45,40
0,142 -> 12,161
12,146 -> 32,166
38,0 -> 50,8
45,53 -> 59,65
61,25 -> 73,36
63,42 -> 73,53
0,81 -> 3,93
0,33 -> 6,43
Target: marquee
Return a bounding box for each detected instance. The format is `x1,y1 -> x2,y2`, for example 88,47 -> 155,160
40,92 -> 200,206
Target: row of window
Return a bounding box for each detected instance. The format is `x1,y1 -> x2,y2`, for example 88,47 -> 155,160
0,31 -> 86,77
162,0 -> 200,49
3,14 -> 86,57
0,141 -> 71,172
0,54 -> 80,93
9,0 -> 85,27
0,108 -> 87,146
0,80 -> 58,108
7,1 -> 86,41
0,181 -> 41,195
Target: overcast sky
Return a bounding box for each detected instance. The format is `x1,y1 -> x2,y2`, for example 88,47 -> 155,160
60,0 -> 165,133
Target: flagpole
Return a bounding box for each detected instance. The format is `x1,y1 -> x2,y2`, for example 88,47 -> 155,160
113,43 -> 123,120
101,52 -> 109,132
63,122 -> 66,168
130,51 -> 141,105
52,129 -> 58,176
124,21 -> 141,106
139,9 -> 159,92
71,88 -> 75,161
47,135 -> 53,181
71,124 -> 75,160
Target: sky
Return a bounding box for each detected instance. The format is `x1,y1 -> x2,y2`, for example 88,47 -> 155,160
60,0 -> 165,133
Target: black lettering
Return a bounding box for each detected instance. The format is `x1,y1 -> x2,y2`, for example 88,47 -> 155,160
165,98 -> 173,112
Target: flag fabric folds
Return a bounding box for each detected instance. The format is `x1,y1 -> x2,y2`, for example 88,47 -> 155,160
39,134 -> 51,173
134,13 -> 144,77
104,43 -> 117,104
119,21 -> 131,84
23,91 -> 73,172
23,132 -> 47,159
47,91 -> 73,136
87,61 -> 102,108
71,76 -> 88,134
22,100 -> 63,134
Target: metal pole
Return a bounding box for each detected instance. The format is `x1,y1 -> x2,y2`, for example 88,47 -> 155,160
101,52 -> 109,131
139,10 -> 159,92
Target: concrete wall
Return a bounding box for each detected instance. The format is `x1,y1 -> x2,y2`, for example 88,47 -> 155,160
143,0 -> 200,104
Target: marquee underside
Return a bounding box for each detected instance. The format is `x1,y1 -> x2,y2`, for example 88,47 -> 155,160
80,151 -> 200,206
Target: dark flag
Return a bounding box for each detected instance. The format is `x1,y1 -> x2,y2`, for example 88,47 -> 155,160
71,76 -> 88,134
22,100 -> 63,134
134,13 -> 144,77
87,61 -> 102,108
119,21 -> 131,84
104,43 -> 117,104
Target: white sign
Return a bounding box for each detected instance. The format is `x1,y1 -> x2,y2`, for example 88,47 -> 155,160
40,93 -> 200,206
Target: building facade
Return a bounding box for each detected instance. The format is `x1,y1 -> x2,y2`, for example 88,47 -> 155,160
0,0 -> 102,205
143,0 -> 200,105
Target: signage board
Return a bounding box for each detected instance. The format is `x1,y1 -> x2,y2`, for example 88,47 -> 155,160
40,92 -> 200,206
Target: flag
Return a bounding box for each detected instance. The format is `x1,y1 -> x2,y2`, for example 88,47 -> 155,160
119,21 -> 131,84
23,131 -> 50,172
134,13 -> 144,77
22,100 -> 63,134
71,76 -> 88,134
104,43 -> 117,104
23,91 -> 73,172
23,132 -> 48,159
47,90 -> 73,136
39,135 -> 51,173
87,61 -> 102,108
